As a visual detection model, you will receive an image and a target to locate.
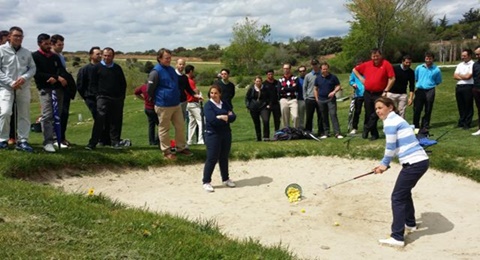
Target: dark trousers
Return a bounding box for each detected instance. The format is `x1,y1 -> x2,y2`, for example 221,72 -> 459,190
455,84 -> 473,128
202,131 -> 231,184
318,98 -> 340,135
9,107 -> 15,139
89,97 -> 124,146
60,91 -> 71,142
391,159 -> 429,241
85,96 -> 111,145
473,87 -> 480,129
305,99 -> 324,135
249,108 -> 270,140
363,91 -> 382,138
413,88 -> 435,129
145,108 -> 159,145
352,97 -> 365,130
269,103 -> 281,131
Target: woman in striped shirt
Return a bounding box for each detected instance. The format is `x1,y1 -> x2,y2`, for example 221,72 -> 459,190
373,97 -> 429,247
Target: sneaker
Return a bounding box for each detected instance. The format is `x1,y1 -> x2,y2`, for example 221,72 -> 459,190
43,143 -> 56,153
62,140 -> 72,146
203,183 -> 214,192
378,237 -> 405,247
197,140 -> 204,145
85,144 -> 95,150
53,142 -> 69,149
111,143 -> 124,150
178,148 -> 193,156
164,153 -> 177,160
8,138 -> 16,145
223,179 -> 236,188
335,134 -> 344,139
16,141 -> 33,153
320,135 -> 328,139
472,129 -> 480,136
0,141 -> 8,149
405,225 -> 417,233
349,129 -> 357,135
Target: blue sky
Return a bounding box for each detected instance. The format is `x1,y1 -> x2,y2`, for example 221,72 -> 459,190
1,0 -> 478,52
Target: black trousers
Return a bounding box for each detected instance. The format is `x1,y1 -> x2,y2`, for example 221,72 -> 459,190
60,90 -> 72,142
352,97 -> 365,130
305,99 -> 324,135
145,108 -> 159,145
363,91 -> 382,138
85,96 -> 111,145
413,88 -> 435,129
269,103 -> 281,131
455,84 -> 473,128
249,108 -> 270,140
89,96 -> 124,146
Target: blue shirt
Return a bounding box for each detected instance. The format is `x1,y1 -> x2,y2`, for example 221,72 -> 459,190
349,72 -> 364,97
314,73 -> 340,100
415,64 -> 442,90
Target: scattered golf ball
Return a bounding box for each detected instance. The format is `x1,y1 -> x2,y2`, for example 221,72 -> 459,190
301,209 -> 306,213
334,222 -> 340,226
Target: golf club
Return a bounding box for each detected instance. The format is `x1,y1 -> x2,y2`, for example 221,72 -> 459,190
323,166 -> 390,190
308,132 -> 321,142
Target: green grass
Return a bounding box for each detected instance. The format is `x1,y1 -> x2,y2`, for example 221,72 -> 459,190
1,66 -> 479,258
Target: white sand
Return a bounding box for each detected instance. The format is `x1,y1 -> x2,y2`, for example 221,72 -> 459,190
50,156 -> 480,259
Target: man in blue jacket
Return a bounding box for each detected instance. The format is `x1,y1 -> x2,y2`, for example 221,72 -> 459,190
147,48 -> 192,160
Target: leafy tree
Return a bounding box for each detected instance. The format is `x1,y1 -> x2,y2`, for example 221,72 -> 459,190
459,8 -> 480,24
345,0 -> 431,53
222,17 -> 271,75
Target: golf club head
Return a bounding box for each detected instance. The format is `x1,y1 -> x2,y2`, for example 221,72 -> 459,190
323,183 -> 329,190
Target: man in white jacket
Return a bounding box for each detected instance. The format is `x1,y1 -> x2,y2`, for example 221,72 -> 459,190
0,26 -> 36,152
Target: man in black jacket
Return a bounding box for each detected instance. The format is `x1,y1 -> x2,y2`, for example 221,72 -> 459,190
32,33 -> 68,153
85,47 -> 127,150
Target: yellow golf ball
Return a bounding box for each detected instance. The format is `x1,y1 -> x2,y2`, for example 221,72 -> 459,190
301,209 -> 306,213
334,222 -> 340,226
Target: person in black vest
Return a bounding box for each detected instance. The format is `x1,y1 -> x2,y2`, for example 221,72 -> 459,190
85,47 -> 126,150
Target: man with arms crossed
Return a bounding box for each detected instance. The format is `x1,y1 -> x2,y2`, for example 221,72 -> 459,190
453,49 -> 474,129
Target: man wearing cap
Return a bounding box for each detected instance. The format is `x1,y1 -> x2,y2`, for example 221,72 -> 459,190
303,59 -> 324,136
278,63 -> 298,128
353,48 -> 395,140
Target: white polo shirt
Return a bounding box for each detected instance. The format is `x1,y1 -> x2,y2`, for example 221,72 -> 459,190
454,60 -> 474,85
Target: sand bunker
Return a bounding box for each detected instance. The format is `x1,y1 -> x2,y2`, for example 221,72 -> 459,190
51,156 -> 480,259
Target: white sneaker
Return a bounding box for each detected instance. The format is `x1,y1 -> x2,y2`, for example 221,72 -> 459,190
197,140 -> 204,145
335,134 -> 344,139
350,129 -> 357,135
223,179 -> 236,188
471,129 -> 480,136
405,224 -> 417,233
378,237 -> 405,247
53,142 -> 68,148
43,143 -> 56,153
320,135 -> 328,139
203,183 -> 214,192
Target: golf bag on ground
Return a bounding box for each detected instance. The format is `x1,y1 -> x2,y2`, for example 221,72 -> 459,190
273,127 -> 305,141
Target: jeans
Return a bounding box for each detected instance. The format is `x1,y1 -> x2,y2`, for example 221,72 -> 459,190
318,98 -> 341,135
249,108 -> 270,140
390,159 -> 429,241
202,131 -> 231,184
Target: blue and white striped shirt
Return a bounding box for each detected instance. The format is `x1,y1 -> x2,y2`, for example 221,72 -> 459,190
381,112 -> 428,166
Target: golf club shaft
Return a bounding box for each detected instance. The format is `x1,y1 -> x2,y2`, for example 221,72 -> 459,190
325,171 -> 373,189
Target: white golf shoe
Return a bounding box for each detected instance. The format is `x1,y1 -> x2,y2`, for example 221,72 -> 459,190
471,129 -> 480,136
378,237 -> 405,247
203,183 -> 214,192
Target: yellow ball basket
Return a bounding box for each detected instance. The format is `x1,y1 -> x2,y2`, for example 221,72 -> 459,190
285,183 -> 303,202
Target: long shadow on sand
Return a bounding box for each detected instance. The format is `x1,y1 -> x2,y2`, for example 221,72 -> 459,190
408,212 -> 454,243
234,176 -> 273,187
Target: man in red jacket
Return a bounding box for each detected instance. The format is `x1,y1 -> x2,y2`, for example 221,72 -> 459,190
353,48 -> 395,140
